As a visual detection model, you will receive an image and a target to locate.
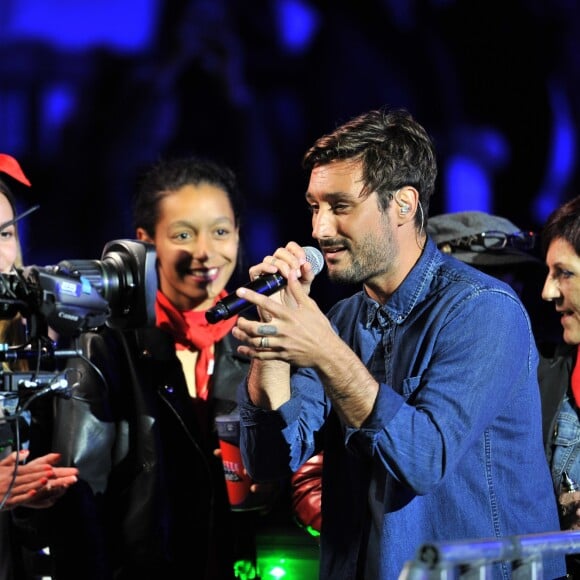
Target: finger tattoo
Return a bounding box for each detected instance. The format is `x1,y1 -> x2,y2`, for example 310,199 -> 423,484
258,324 -> 277,336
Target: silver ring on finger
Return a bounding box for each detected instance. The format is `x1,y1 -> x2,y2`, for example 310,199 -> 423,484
259,336 -> 269,349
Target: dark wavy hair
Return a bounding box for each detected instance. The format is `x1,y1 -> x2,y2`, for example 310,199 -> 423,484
302,107 -> 437,223
541,195 -> 580,258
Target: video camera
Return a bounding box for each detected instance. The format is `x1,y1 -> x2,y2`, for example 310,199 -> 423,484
0,239 -> 156,401
0,239 -> 157,339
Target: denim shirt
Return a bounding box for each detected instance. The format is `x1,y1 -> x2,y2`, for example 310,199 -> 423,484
238,237 -> 565,580
551,394 -> 580,494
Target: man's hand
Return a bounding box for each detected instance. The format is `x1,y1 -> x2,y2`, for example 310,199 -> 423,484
559,490 -> 580,530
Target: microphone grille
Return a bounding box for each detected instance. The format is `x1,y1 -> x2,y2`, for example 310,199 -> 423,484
303,246 -> 324,276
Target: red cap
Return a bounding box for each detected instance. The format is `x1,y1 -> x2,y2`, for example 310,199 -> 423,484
0,154 -> 31,186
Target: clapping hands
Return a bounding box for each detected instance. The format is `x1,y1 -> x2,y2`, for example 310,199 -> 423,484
0,449 -> 78,510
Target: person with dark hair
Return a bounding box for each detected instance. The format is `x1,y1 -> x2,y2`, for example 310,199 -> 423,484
27,155 -> 275,579
537,195 -> 580,576
290,209 -> 555,544
231,107 -> 565,579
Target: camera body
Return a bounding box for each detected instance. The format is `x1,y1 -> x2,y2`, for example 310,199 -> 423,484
0,239 -> 157,338
0,240 -> 157,426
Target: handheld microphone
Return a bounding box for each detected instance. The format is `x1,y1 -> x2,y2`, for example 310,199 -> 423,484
205,246 -> 324,324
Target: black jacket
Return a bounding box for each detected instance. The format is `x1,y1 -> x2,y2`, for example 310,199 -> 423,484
16,325 -> 251,580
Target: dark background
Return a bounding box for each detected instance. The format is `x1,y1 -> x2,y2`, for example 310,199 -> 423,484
0,0 -> 578,320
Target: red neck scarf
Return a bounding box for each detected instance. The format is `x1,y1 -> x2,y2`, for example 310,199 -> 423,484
572,345 -> 580,407
155,290 -> 237,400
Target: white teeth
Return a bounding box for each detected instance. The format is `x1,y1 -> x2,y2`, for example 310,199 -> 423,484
190,268 -> 218,277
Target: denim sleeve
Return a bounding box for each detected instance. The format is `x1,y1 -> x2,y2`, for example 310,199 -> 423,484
238,366 -> 328,480
344,288 -> 539,495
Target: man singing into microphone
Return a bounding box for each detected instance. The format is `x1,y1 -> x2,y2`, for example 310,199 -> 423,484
232,107 -> 565,579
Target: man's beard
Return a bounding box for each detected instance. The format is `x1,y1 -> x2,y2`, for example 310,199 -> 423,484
328,231 -> 396,286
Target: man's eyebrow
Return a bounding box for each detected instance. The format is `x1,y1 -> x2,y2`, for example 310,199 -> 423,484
305,191 -> 350,202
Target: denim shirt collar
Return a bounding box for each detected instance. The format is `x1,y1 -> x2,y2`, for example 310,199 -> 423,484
362,236 -> 440,329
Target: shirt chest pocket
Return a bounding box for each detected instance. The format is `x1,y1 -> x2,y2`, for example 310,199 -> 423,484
554,412 -> 580,447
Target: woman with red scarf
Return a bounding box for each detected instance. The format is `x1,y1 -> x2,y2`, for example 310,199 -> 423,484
26,156 -> 272,579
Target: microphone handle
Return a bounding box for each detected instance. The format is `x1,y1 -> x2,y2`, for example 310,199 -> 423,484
205,273 -> 285,323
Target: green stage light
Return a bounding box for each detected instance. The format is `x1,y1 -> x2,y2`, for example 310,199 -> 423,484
304,525 -> 320,539
258,553 -> 319,579
233,559 -> 258,579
